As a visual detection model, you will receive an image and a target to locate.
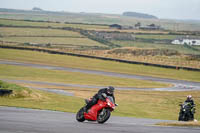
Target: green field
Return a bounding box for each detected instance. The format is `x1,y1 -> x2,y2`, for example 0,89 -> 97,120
0,64 -> 169,88
1,18 -> 200,54
135,34 -> 179,40
0,37 -> 105,47
0,18 -> 109,30
0,27 -> 83,37
0,27 -> 107,48
135,34 -> 199,41
0,48 -> 200,82
112,40 -> 200,55
0,18 -> 199,69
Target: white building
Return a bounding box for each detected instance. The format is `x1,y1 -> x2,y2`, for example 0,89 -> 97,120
171,39 -> 200,46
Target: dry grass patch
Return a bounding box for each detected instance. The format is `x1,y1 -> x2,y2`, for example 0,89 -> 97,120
157,121 -> 200,127
15,82 -> 97,99
0,80 -> 45,100
113,90 -> 200,120
0,80 -> 84,113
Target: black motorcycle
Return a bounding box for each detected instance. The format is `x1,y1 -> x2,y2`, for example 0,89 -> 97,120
178,102 -> 195,121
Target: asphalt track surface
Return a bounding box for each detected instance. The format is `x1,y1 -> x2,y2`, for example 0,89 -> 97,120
1,60 -> 200,132
1,60 -> 200,91
1,107 -> 200,133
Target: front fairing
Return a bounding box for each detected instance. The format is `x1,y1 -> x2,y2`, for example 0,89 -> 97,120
181,102 -> 192,113
106,96 -> 115,110
84,99 -> 108,121
84,96 -> 115,121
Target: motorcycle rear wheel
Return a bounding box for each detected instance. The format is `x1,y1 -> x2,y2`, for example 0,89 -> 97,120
76,107 -> 85,122
97,109 -> 111,124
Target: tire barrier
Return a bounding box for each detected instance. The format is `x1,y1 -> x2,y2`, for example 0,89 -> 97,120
0,89 -> 13,96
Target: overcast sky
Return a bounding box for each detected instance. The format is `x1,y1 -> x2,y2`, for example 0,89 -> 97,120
0,0 -> 200,20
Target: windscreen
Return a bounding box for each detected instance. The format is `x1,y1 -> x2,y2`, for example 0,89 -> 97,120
107,96 -> 114,104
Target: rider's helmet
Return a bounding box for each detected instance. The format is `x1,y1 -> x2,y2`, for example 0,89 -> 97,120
187,95 -> 192,100
107,86 -> 115,95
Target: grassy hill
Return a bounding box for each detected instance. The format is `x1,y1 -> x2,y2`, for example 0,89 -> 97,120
0,8 -> 200,31
123,11 -> 158,19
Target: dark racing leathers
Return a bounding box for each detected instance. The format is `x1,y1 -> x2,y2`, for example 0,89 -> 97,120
85,88 -> 115,111
184,99 -> 195,120
185,99 -> 194,106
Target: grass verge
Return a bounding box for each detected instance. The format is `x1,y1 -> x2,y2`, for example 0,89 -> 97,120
0,80 -> 84,112
156,121 -> 200,127
0,48 -> 200,82
0,64 -> 169,88
1,80 -> 200,120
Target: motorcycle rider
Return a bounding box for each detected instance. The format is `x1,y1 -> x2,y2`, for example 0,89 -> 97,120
185,95 -> 195,120
84,86 -> 115,112
185,95 -> 194,106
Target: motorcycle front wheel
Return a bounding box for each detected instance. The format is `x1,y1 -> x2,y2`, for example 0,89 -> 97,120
97,108 -> 111,124
178,111 -> 185,121
76,107 -> 85,122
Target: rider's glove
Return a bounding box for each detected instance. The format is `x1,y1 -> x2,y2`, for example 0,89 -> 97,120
102,93 -> 107,98
99,97 -> 106,101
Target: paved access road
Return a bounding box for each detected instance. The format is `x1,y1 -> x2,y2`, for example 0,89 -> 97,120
1,60 -> 200,91
1,107 -> 200,133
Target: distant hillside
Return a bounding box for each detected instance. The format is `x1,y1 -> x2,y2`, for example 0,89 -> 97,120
1,8 -> 200,31
123,12 -> 158,19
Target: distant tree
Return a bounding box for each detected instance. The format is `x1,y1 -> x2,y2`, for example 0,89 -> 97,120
135,22 -> 141,27
148,24 -> 156,27
109,24 -> 122,29
32,7 -> 43,11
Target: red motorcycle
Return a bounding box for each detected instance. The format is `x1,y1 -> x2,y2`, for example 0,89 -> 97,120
76,94 -> 116,124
